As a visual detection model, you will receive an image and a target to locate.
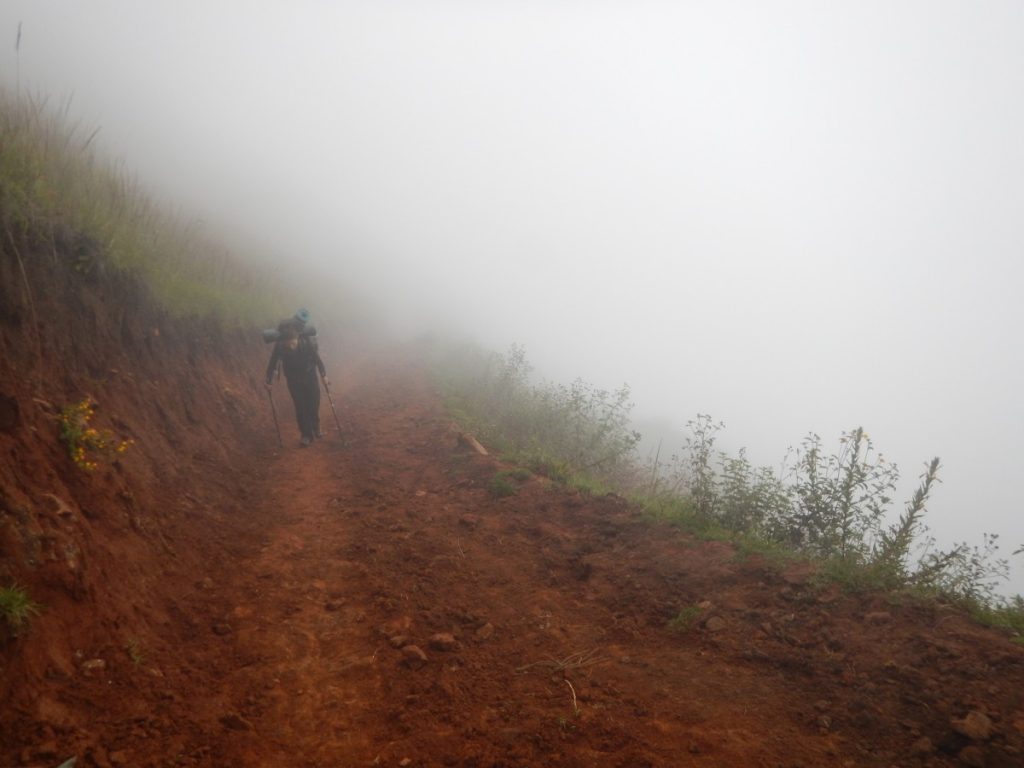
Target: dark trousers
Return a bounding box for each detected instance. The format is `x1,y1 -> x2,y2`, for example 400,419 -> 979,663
286,371 -> 321,439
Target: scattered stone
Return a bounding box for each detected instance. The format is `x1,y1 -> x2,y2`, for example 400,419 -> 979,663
389,635 -> 409,649
219,713 -> 253,731
80,659 -> 106,676
958,745 -> 985,767
814,700 -> 830,713
399,759 -> 413,767
459,514 -> 481,529
199,577 -> 215,590
910,737 -> 934,756
401,645 -> 428,669
41,493 -> 75,518
324,600 -> 344,612
109,749 -> 131,766
474,622 -> 495,641
704,616 -> 727,633
697,600 -> 713,610
35,740 -> 58,758
429,632 -> 459,651
864,612 -> 891,624
212,623 -> 233,636
952,711 -> 994,741
816,715 -> 832,732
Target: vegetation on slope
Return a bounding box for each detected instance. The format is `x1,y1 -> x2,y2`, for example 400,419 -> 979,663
434,341 -> 1024,637
0,88 -> 291,324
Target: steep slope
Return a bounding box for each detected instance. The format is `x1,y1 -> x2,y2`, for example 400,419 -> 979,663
0,229 -> 273,756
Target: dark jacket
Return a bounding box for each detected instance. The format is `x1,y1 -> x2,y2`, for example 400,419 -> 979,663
265,336 -> 326,384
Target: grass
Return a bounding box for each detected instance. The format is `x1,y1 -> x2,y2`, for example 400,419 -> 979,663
0,584 -> 41,632
0,87 -> 293,324
125,638 -> 145,666
488,468 -> 533,498
667,605 -> 703,633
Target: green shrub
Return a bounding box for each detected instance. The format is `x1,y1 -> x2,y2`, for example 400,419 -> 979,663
0,584 -> 40,632
667,605 -> 702,633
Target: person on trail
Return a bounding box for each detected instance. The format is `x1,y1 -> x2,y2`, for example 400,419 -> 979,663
265,312 -> 328,447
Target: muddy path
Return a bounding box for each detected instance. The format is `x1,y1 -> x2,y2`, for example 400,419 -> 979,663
11,351 -> 1024,768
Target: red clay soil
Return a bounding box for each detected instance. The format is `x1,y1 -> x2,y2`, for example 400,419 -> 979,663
5,348 -> 1024,768
2,233 -> 1024,767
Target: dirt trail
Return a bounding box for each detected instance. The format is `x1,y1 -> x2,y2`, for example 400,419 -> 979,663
172,351 -> 1024,768
10,350 -> 1024,767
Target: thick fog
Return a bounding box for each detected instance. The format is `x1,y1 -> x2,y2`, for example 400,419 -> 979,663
3,2 -> 1022,592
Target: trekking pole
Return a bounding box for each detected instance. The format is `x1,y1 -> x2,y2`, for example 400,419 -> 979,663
319,371 -> 343,434
267,387 -> 283,447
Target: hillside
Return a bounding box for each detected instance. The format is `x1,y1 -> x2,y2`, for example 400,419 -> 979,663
1,225 -> 1024,768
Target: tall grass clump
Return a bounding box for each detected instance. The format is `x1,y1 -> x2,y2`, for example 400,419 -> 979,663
0,87 -> 291,323
0,584 -> 40,635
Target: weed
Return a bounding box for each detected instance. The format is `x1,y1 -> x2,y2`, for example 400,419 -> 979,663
59,397 -> 133,471
125,638 -> 144,666
489,468 -> 532,498
668,605 -> 702,633
0,584 -> 41,632
488,475 -> 517,498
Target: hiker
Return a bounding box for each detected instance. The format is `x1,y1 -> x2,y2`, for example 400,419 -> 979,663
265,312 -> 327,447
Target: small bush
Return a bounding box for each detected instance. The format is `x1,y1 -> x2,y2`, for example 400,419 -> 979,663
59,397 -> 133,470
0,584 -> 41,632
489,475 -> 518,498
667,605 -> 702,633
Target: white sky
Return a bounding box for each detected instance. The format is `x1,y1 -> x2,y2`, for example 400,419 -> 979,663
2,1 -> 1022,591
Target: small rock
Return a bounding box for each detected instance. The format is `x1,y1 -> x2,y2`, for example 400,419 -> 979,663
401,645 -> 428,669
459,514 -> 480,529
910,737 -> 934,756
80,659 -> 106,675
864,612 -> 891,624
42,493 -> 75,518
399,759 -> 413,767
474,623 -> 495,641
198,577 -> 215,590
389,635 -> 409,649
219,713 -> 253,731
428,632 -> 459,651
212,623 -> 232,636
958,745 -> 985,767
952,711 -> 994,741
814,700 -> 830,713
35,740 -> 58,758
324,600 -> 344,612
109,749 -> 131,766
697,600 -> 713,610
704,616 -> 727,633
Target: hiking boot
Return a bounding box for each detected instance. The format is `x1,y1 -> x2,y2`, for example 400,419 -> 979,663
314,430 -> 325,439
299,436 -> 312,448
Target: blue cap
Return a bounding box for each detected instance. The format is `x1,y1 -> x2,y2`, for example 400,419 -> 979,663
295,308 -> 311,324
